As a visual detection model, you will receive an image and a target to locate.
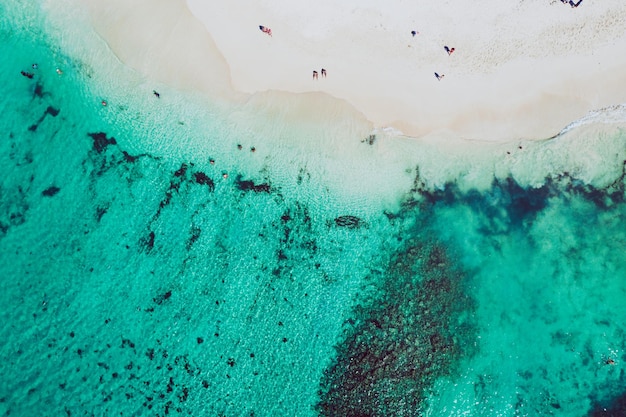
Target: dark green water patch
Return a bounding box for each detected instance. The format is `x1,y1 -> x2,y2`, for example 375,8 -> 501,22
589,391 -> 626,416
403,166 -> 626,235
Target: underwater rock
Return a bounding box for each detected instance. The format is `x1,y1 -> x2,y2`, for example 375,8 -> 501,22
88,132 -> 117,154
95,206 -> 108,222
317,241 -> 475,416
122,151 -> 136,163
173,164 -> 188,178
145,231 -> 155,249
334,215 -> 362,228
235,177 -> 271,193
28,106 -> 60,131
42,186 -> 60,197
361,134 -> 376,145
33,82 -> 45,98
186,226 -> 201,250
153,290 -> 172,305
193,172 -> 215,191
145,348 -> 155,360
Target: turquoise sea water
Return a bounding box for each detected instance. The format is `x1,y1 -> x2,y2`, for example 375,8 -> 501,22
2,3 -> 626,417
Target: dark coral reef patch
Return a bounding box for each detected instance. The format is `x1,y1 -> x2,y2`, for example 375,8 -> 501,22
316,237 -> 476,416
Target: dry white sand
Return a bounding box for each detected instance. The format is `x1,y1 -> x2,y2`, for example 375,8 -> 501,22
79,0 -> 626,141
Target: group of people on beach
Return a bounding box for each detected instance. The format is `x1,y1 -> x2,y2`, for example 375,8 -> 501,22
259,25 -> 329,81
436,45 -> 455,80
257,23 -> 459,83
313,69 -> 327,80
410,29 -> 456,81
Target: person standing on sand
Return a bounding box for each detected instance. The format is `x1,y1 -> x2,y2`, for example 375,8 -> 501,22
444,46 -> 455,55
434,72 -> 444,80
313,70 -> 318,80
321,68 -> 327,77
259,25 -> 272,36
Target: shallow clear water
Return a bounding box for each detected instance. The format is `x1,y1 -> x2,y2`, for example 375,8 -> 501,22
1,3 -> 626,417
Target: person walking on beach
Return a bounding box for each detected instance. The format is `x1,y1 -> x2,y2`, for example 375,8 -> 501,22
434,72 -> 444,81
444,46 -> 455,55
411,30 -> 419,37
321,68 -> 327,78
259,25 -> 272,36
313,70 -> 318,80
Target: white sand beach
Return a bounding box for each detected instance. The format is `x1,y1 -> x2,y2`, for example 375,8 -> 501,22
78,0 -> 626,141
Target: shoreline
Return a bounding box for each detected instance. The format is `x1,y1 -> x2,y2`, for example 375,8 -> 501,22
34,0 -> 626,209
76,0 -> 626,142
